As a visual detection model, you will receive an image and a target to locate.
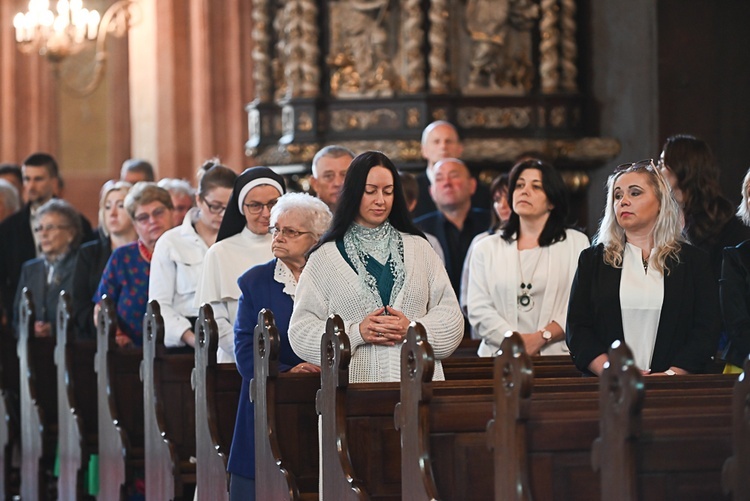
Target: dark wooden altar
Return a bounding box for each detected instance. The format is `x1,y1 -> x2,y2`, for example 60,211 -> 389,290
245,0 -> 619,228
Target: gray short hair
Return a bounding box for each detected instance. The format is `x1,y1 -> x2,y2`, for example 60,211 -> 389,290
420,120 -> 459,146
0,179 -> 20,215
36,198 -> 83,249
311,145 -> 355,178
157,178 -> 195,198
125,182 -> 173,219
270,192 -> 332,238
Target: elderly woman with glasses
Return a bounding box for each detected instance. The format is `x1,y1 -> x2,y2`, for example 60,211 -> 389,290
93,182 -> 174,347
195,166 -> 286,363
148,160 -> 236,349
567,160 -> 720,376
13,199 -> 83,337
466,160 -> 589,357
228,192 -> 331,500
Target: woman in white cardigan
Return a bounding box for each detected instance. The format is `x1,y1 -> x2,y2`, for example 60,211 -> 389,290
467,159 -> 589,357
289,151 -> 464,382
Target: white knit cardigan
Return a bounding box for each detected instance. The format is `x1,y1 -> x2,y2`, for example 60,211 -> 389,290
288,233 -> 464,382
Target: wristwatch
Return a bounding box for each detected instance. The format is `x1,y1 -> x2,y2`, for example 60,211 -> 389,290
664,369 -> 676,376
541,330 -> 552,343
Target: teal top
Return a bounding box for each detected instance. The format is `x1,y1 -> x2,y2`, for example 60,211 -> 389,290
336,238 -> 395,308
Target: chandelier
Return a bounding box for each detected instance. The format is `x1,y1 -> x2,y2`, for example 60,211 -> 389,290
13,0 -> 139,96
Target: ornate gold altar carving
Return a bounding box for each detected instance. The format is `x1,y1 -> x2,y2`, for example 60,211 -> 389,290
252,0 -> 272,102
458,107 -> 533,129
428,0 -> 450,93
401,0 -> 425,93
328,0 -> 398,98
463,0 -> 538,95
274,0 -> 320,100
330,109 -> 400,131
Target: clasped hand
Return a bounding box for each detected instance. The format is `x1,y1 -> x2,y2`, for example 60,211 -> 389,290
359,306 -> 410,346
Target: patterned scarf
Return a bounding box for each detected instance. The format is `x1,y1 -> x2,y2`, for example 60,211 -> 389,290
343,221 -> 405,311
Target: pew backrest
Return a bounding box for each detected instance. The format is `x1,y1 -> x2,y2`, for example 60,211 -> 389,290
17,288 -> 43,501
95,295 -> 127,500
591,340 -> 644,501
488,331 -> 533,501
55,291 -> 85,500
393,322 -> 439,501
251,308 -> 300,500
192,303 -> 231,501
316,314 -> 368,501
142,300 -> 179,499
722,357 -> 750,498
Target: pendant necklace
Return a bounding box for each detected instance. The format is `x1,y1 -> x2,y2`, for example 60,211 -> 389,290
517,246 -> 544,312
642,255 -> 649,274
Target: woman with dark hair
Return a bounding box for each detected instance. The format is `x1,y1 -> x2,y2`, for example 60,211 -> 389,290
467,159 -> 589,357
460,173 -> 510,324
288,151 -> 463,382
149,160 -> 237,349
194,166 -> 285,362
659,134 -> 750,277
13,199 -> 83,336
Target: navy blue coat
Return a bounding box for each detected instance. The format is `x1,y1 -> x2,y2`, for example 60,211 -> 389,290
229,259 -> 304,478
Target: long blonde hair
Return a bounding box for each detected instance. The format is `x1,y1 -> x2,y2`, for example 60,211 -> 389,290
594,160 -> 683,274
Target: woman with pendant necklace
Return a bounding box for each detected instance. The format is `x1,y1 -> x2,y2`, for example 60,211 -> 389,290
566,160 -> 720,376
466,159 -> 589,357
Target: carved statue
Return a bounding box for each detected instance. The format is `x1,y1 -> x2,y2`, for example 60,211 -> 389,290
328,0 -> 398,98
465,0 -> 538,95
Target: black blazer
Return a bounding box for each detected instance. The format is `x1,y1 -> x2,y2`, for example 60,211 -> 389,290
566,243 -> 720,374
719,240 -> 750,367
71,232 -> 112,340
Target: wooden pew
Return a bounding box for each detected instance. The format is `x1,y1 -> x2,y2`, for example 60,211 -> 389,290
252,308 -> 319,500
17,288 -> 58,501
0,313 -> 19,500
95,295 -> 143,500
488,332 -> 734,499
142,300 -> 181,499
722,357 -> 750,500
141,300 -> 198,499
55,291 -> 97,500
192,304 -> 241,500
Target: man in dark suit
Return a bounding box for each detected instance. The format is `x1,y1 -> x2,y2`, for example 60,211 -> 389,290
415,158 -> 490,298
413,120 -> 492,219
0,152 -> 94,325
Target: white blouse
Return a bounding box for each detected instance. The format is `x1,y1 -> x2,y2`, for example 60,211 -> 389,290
620,242 -> 664,371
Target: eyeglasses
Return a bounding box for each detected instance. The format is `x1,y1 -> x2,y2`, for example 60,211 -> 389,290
243,199 -> 278,214
269,226 -> 312,239
34,224 -> 70,233
133,206 -> 169,225
201,197 -> 227,215
615,159 -> 657,173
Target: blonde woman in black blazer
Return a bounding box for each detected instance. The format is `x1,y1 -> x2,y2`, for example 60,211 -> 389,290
566,160 -> 720,376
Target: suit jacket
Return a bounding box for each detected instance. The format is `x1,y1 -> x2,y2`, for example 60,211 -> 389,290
12,251 -> 77,335
71,231 -> 112,340
719,240 -> 750,367
566,243 -> 720,374
414,208 -> 490,295
0,203 -> 94,324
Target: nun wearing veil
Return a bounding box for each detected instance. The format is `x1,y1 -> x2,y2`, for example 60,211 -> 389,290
194,166 -> 286,362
